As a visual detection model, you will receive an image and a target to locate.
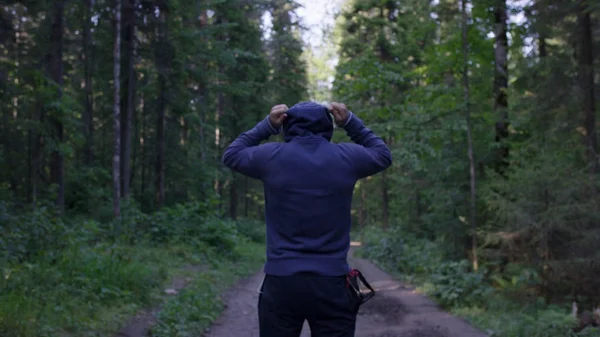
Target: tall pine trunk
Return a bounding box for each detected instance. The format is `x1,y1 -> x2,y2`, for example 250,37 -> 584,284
121,0 -> 136,198
113,0 -> 122,217
381,171 -> 389,230
140,93 -> 147,205
359,184 -> 366,227
83,0 -> 94,165
155,2 -> 167,209
493,0 -> 509,172
578,3 -> 598,175
229,174 -> 237,219
461,0 -> 478,271
48,0 -> 65,212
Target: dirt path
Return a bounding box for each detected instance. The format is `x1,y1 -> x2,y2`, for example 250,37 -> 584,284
205,246 -> 488,337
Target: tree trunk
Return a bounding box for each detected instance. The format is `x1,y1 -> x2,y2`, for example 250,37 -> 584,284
494,0 -> 509,172
229,174 -> 237,219
462,0 -> 478,271
214,89 -> 224,203
121,0 -> 136,198
244,176 -> 249,217
130,88 -> 140,192
140,93 -> 147,205
83,0 -> 94,165
539,35 -> 547,58
113,0 -> 122,218
381,171 -> 389,230
155,81 -> 166,209
155,3 -> 167,209
359,184 -> 366,228
198,9 -> 208,166
48,0 -> 65,213
578,4 -> 598,174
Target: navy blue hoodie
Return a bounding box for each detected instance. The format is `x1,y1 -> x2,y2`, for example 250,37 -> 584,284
222,102 -> 392,276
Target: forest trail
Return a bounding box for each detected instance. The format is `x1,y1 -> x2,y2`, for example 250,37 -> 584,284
204,243 -> 488,337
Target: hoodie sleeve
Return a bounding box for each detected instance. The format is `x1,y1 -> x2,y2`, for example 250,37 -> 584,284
339,111 -> 392,179
222,116 -> 280,180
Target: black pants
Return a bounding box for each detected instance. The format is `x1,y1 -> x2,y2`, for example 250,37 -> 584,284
258,273 -> 358,337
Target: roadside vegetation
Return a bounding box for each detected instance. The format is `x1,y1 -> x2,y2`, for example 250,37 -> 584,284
0,201 -> 265,337
356,226 -> 599,337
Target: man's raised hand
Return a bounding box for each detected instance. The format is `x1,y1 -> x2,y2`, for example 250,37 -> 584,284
330,102 -> 350,127
269,104 -> 289,128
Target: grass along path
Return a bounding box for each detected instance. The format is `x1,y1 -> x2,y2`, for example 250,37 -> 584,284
0,240 -> 265,337
149,242 -> 265,337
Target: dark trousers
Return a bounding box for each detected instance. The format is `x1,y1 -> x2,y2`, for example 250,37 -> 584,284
258,273 -> 358,337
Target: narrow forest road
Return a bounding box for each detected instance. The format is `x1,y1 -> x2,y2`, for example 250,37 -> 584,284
204,244 -> 488,337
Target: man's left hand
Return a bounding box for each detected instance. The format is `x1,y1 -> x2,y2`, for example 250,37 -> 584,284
269,104 -> 289,128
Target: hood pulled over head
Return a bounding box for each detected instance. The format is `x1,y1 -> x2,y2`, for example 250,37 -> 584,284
283,101 -> 334,142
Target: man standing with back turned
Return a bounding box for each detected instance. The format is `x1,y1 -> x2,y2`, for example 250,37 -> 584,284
222,101 -> 392,337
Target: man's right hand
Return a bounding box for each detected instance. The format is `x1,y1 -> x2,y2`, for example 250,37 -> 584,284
269,104 -> 288,128
330,102 -> 350,127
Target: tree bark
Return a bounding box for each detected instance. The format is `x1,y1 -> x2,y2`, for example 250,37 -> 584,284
121,0 -> 136,198
244,176 -> 249,218
48,0 -> 65,213
155,79 -> 166,209
140,93 -> 147,205
113,0 -> 122,218
155,2 -> 167,209
359,184 -> 366,228
494,0 -> 509,172
229,174 -> 237,219
381,171 -> 389,230
83,0 -> 94,165
578,4 -> 598,174
539,34 -> 547,58
462,0 -> 478,271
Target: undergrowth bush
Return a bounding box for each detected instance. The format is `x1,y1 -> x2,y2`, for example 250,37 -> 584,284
429,260 -> 493,308
361,225 -> 444,278
235,218 -> 266,243
0,243 -> 167,337
0,201 -> 267,337
358,225 -> 599,337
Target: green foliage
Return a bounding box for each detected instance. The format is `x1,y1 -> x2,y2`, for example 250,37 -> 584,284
0,244 -> 167,337
234,218 -> 266,243
0,202 -> 267,337
152,274 -> 226,337
0,202 -> 93,264
336,0 -> 600,319
358,225 -> 599,337
360,225 -> 492,309
428,260 -> 493,308
361,226 -> 444,277
268,0 -> 308,105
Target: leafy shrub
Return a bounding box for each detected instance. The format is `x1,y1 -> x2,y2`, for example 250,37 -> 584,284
0,196 -> 267,337
234,218 -> 266,243
429,260 -> 493,308
0,244 -> 167,337
0,203 -> 100,264
360,225 -> 444,277
109,202 -> 245,254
